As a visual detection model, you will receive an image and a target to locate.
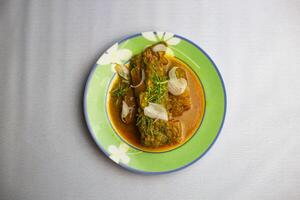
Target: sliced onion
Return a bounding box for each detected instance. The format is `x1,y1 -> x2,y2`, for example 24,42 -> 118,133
152,43 -> 167,52
144,102 -> 168,121
131,69 -> 145,88
168,67 -> 187,96
121,101 -> 132,122
168,66 -> 178,79
168,78 -> 187,96
115,64 -> 129,80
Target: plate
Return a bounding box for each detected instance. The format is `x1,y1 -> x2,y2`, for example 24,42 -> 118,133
83,32 -> 226,174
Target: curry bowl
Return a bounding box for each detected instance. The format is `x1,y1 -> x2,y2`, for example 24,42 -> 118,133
83,32 -> 226,174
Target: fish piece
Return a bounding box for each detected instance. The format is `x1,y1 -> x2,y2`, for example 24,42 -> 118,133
167,67 -> 191,117
133,44 -> 183,147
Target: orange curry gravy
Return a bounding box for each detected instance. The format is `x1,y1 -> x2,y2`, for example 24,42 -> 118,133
107,56 -> 205,152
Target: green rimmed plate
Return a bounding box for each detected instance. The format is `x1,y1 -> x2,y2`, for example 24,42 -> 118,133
83,32 -> 226,174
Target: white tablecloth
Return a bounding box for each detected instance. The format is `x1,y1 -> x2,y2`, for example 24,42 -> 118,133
1,0 -> 300,199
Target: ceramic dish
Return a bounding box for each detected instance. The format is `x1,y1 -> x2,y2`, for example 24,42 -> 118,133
83,32 -> 226,174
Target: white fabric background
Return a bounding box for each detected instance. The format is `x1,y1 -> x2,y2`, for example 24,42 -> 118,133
1,0 -> 300,199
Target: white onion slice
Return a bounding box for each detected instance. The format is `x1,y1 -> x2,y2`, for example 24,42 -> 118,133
168,67 -> 187,96
168,78 -> 187,96
168,66 -> 178,79
152,43 -> 167,52
144,102 -> 168,121
131,69 -> 145,88
115,64 -> 129,80
121,101 -> 131,122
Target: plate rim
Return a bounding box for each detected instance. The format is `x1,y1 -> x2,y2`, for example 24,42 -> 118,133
83,32 -> 227,174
